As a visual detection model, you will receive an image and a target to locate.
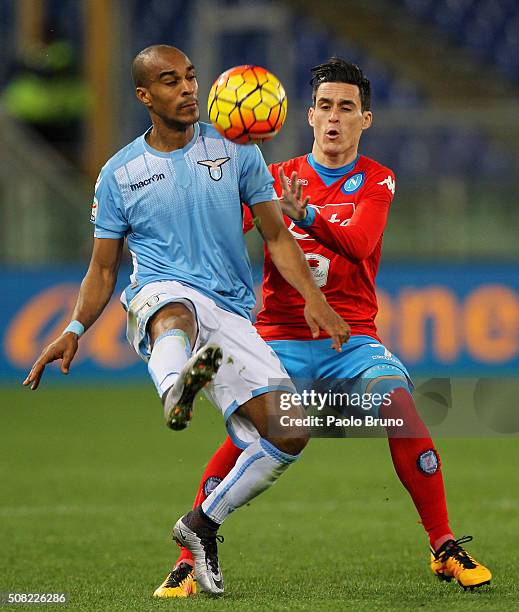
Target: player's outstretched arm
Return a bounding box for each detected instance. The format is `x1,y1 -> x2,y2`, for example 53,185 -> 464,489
277,167 -> 393,263
23,237 -> 124,390
251,200 -> 350,351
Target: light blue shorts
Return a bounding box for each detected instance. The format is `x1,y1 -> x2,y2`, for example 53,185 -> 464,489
268,335 -> 412,417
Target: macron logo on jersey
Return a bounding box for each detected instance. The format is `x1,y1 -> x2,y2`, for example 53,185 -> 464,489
130,173 -> 166,191
377,175 -> 396,195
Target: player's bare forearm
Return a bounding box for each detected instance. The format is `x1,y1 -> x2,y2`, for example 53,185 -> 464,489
72,239 -> 123,330
23,238 -> 123,390
252,201 -> 350,349
252,201 -> 320,300
266,225 -> 322,301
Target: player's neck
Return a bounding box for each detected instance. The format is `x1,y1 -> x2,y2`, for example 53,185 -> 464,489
311,144 -> 358,169
146,122 -> 195,152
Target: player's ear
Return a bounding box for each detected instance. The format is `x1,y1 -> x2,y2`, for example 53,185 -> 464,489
135,86 -> 152,108
361,111 -> 373,131
308,106 -> 315,127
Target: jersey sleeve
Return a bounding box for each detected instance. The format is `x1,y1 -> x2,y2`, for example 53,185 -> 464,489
90,168 -> 129,239
238,144 -> 276,207
295,169 -> 396,263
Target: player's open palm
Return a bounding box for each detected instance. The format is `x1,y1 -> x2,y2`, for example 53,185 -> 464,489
304,296 -> 351,351
23,333 -> 79,390
278,168 -> 310,221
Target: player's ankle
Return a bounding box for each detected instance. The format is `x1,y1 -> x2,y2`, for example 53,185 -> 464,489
175,549 -> 195,567
174,557 -> 193,569
187,505 -> 219,532
432,532 -> 455,552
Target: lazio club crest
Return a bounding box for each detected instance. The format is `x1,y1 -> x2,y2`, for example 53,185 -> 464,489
197,157 -> 230,181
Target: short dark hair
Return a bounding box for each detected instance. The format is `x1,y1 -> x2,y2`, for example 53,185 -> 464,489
131,46 -> 156,88
131,44 -> 182,88
310,57 -> 371,111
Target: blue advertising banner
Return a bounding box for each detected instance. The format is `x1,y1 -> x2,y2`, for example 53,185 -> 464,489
1,264 -> 518,383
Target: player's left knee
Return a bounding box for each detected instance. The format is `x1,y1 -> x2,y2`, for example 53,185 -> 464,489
271,402 -> 310,455
353,365 -> 411,418
363,365 -> 411,398
148,302 -> 197,348
263,431 -> 309,456
240,391 -> 309,456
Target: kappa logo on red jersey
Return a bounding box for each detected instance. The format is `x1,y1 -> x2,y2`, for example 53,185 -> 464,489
377,175 -> 396,195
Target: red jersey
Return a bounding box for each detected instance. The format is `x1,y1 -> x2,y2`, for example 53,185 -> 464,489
248,154 -> 396,341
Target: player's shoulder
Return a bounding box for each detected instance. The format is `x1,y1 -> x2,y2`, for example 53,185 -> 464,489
98,133 -> 147,183
356,155 -> 396,197
357,155 -> 395,180
269,154 -> 308,175
198,121 -> 239,151
198,121 -> 229,142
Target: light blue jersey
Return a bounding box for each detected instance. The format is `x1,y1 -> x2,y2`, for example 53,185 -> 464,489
91,122 -> 274,318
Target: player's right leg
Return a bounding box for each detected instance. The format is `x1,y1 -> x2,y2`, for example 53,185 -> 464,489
173,390 -> 308,595
170,339 -> 314,588
162,435 -> 242,598
176,436 -> 242,556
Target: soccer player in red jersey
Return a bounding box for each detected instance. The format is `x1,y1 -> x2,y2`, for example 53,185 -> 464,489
154,58 -> 491,597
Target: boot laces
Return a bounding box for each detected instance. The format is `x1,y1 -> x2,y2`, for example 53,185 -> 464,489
164,562 -> 193,588
200,534 -> 224,574
437,536 -> 477,569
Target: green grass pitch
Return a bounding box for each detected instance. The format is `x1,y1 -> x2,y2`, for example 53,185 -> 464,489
1,384 -> 518,611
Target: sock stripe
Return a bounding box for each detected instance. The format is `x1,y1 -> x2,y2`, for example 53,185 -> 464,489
260,438 -> 299,464
154,329 -> 191,356
204,451 -> 265,518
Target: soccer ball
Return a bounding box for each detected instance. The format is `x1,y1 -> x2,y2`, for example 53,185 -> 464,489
207,65 -> 287,144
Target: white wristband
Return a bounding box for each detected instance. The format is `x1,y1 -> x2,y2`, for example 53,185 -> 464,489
63,320 -> 85,337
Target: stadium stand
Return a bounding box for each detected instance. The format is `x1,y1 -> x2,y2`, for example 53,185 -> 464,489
395,0 -> 519,80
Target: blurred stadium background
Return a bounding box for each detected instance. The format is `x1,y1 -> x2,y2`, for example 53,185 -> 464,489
1,0 -> 519,383
1,1 -> 518,609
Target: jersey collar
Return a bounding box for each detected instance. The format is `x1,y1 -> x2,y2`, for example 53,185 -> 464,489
142,122 -> 200,158
307,153 -> 359,187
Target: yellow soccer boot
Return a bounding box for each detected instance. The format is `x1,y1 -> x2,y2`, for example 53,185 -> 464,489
430,536 -> 491,590
153,561 -> 197,598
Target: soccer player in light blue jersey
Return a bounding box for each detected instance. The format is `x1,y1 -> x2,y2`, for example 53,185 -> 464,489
23,45 -> 350,595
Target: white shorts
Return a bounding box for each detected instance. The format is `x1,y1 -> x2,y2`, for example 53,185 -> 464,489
123,281 -> 294,447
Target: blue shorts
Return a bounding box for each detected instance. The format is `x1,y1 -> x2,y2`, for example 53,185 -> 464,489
267,335 -> 410,380
267,335 -> 412,417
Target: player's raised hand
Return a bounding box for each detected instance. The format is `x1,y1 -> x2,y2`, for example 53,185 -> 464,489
23,333 -> 79,390
303,294 -> 351,352
278,168 -> 310,221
